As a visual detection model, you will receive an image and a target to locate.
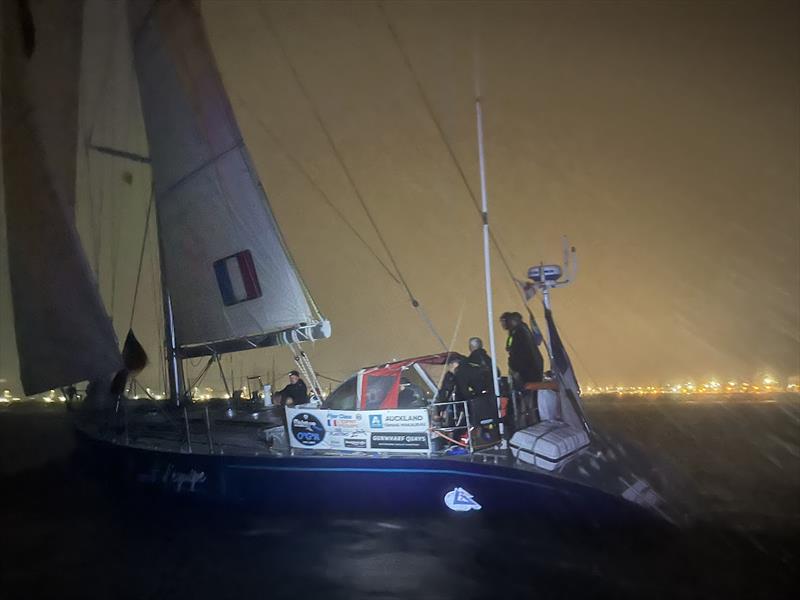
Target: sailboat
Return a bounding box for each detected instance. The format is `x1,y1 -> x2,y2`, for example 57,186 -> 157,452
2,0 -> 671,523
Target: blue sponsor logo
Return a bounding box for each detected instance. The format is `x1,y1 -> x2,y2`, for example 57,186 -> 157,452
369,414 -> 383,429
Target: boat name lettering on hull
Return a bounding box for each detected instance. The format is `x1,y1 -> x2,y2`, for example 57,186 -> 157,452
137,463 -> 207,493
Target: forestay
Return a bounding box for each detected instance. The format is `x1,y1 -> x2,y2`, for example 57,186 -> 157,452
127,0 -> 328,357
1,0 -> 123,395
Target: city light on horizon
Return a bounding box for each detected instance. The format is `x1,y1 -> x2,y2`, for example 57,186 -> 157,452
583,376 -> 799,396
2,374 -> 799,405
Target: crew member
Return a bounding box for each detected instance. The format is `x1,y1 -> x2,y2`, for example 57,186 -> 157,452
467,337 -> 492,370
500,312 -> 544,431
274,370 -> 308,407
464,337 -> 497,396
436,355 -> 476,432
500,312 -> 544,389
437,356 -> 473,403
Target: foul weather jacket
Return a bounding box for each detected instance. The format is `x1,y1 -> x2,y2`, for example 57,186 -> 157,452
505,323 -> 544,388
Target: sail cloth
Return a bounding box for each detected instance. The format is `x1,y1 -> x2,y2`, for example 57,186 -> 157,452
128,0 -> 329,356
544,307 -> 590,433
1,0 -> 123,395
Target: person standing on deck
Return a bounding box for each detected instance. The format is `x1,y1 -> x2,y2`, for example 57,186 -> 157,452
437,356 -> 472,403
500,312 -> 544,430
500,313 -> 544,389
464,337 -> 497,397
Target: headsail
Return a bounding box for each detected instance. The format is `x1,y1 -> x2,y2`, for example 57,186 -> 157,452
127,0 -> 329,358
1,0 -> 123,395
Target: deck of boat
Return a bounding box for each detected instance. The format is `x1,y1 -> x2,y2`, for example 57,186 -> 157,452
70,398 -> 668,521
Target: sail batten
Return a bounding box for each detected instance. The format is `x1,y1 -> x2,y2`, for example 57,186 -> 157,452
2,0 -> 124,395
128,0 -> 328,351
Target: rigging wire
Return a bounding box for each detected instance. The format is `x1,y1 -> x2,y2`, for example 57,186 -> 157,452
377,2 -> 528,311
314,372 -> 344,384
259,7 -> 447,351
436,300 -> 466,391
127,188 -> 155,331
231,93 -> 400,286
379,4 -> 598,386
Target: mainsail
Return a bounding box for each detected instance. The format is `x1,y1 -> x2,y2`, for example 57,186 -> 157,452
1,0 -> 123,395
127,0 -> 329,359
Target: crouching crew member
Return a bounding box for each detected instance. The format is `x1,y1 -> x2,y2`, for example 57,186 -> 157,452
274,370 -> 308,407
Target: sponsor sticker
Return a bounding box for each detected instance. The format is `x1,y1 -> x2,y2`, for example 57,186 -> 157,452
290,412 -> 326,446
369,414 -> 383,429
370,432 -> 429,450
344,438 -> 367,449
383,413 -> 426,428
327,412 -> 359,428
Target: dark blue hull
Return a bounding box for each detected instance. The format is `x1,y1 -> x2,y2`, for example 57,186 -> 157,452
77,430 -> 667,530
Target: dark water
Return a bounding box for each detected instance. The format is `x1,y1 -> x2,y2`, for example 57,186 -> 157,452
1,397 -> 798,599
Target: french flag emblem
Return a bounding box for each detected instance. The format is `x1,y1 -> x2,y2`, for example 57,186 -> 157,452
214,250 -> 262,306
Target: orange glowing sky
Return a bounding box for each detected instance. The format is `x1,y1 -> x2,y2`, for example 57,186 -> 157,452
1,0 -> 798,393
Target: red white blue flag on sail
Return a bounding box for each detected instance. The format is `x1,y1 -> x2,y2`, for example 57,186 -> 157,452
214,250 -> 262,306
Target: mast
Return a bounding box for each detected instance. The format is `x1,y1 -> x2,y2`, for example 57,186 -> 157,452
163,290 -> 186,405
475,98 -> 502,403
151,169 -> 185,404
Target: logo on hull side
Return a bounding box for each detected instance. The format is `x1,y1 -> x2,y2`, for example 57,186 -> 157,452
444,487 -> 482,512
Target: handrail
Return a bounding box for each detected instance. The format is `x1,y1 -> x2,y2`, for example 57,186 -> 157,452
523,381 -> 559,391
429,395 -> 502,453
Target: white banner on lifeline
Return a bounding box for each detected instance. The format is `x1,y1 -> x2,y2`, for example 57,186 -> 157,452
285,408 -> 430,453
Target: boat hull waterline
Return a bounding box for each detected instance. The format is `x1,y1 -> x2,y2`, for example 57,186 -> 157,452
77,430 -> 664,528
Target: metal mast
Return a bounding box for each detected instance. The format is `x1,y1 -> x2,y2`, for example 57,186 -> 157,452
475,98 -> 502,404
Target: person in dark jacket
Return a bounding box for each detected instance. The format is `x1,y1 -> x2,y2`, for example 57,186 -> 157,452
275,370 -> 308,407
500,312 -> 544,390
467,337 -> 492,370
500,312 -> 544,432
437,356 -> 472,403
464,337 -> 496,397
436,356 -> 474,435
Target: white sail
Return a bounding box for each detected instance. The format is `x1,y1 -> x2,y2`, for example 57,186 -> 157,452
127,0 -> 328,358
1,0 -> 123,395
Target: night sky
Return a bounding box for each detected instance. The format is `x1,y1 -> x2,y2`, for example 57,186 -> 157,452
1,0 -> 798,393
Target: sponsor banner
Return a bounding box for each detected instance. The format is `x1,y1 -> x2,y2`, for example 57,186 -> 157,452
370,432 -> 429,450
286,408 -> 429,453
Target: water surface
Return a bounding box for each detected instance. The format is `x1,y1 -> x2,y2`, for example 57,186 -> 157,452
1,397 -> 797,599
